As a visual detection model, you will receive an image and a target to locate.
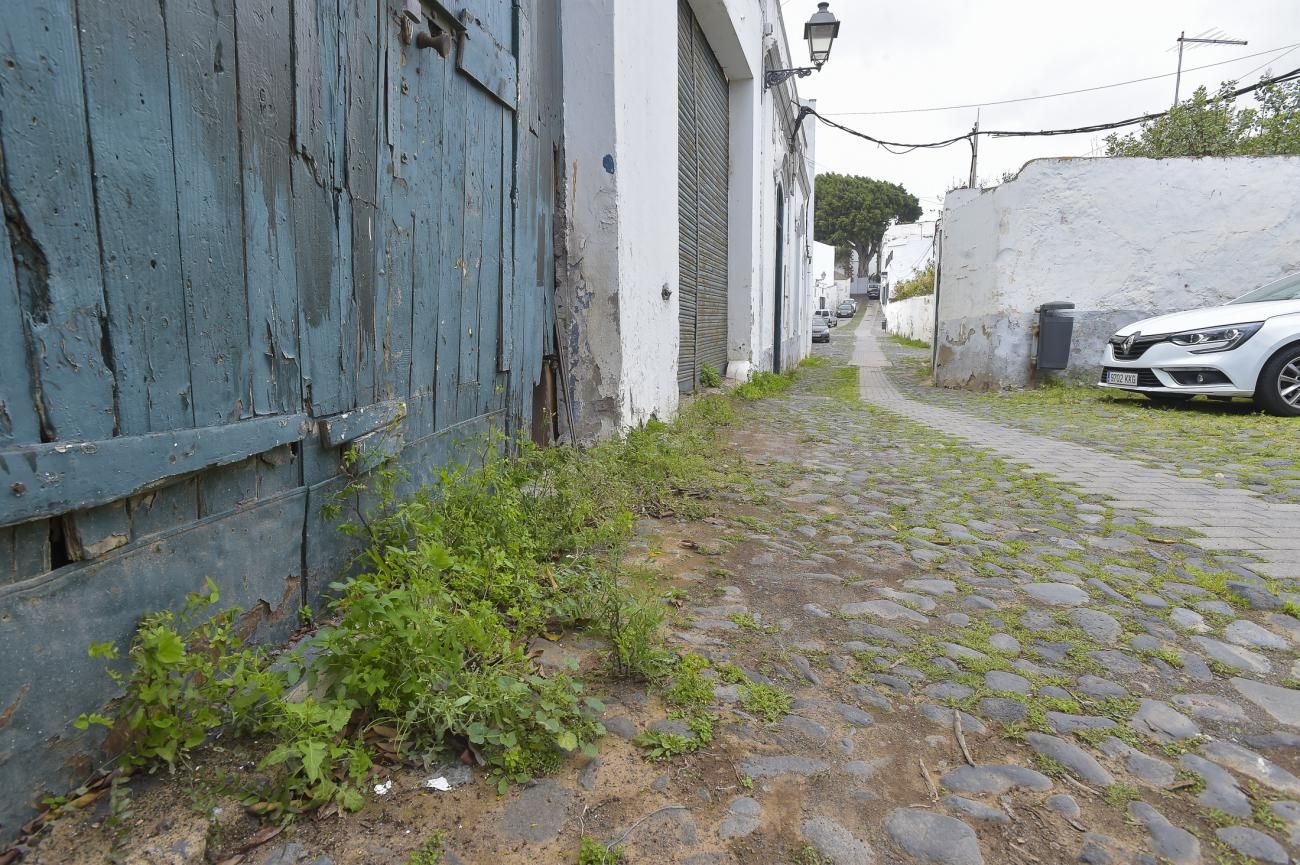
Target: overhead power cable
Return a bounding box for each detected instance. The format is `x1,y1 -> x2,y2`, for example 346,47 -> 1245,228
800,65 -> 1300,152
822,43 -> 1300,117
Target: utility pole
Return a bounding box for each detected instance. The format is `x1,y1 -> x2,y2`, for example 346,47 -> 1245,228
1174,30 -> 1247,107
967,115 -> 980,188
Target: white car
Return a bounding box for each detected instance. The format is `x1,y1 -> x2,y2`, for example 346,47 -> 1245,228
1099,271 -> 1300,416
815,308 -> 838,328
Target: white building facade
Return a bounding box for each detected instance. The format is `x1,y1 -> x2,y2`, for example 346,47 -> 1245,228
881,220 -> 937,298
555,0 -> 819,439
933,157 -> 1300,389
811,240 -> 842,311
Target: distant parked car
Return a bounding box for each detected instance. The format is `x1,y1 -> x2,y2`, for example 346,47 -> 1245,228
815,308 -> 838,328
811,315 -> 830,343
836,301 -> 855,318
1099,271 -> 1300,416
866,283 -> 881,300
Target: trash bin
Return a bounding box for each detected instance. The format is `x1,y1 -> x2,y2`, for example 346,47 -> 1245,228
1036,302 -> 1075,370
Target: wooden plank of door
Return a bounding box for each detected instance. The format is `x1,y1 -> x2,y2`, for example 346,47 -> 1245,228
236,0 -> 302,416
163,0 -> 253,425
0,2 -> 116,441
0,213 -> 48,582
0,186 -> 39,448
78,0 -> 194,436
456,90 -> 486,422
478,106 -> 505,414
455,9 -> 517,110
0,414 -> 311,528
344,0 -> 380,408
409,35 -> 448,402
434,44 -> 469,431
380,31 -> 419,405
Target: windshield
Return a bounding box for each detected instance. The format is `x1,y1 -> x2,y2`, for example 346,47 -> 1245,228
1230,272 -> 1300,304
811,318 -> 826,327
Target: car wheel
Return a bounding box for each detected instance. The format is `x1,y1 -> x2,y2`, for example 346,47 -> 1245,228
1143,392 -> 1193,405
1254,343 -> 1300,417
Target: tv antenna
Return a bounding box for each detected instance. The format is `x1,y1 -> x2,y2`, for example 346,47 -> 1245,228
1173,29 -> 1247,106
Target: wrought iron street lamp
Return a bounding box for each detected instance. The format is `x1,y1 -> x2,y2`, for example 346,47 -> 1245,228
765,3 -> 841,89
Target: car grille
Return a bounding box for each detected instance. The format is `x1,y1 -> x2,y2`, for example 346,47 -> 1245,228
1102,367 -> 1162,387
1109,334 -> 1166,361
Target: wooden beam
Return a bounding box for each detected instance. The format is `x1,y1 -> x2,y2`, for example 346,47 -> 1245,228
457,10 -> 517,110
0,414 -> 312,528
317,399 -> 408,448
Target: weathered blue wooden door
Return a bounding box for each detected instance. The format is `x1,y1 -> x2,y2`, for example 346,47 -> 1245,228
0,0 -> 559,837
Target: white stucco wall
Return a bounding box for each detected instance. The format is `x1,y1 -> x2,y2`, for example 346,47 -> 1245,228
613,1 -> 681,425
885,295 -> 935,345
934,156 -> 1300,389
811,241 -> 837,312
882,221 -> 936,289
557,0 -> 815,437
555,0 -> 626,440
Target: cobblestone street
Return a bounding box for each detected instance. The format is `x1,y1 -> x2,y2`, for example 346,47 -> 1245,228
33,309 -> 1300,865
857,317 -> 1300,581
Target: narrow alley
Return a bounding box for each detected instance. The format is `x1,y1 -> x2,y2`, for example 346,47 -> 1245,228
30,310 -> 1300,865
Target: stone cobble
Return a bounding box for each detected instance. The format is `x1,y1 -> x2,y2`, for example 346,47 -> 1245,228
860,322 -> 1300,582
30,307 -> 1300,865
881,337 -> 1300,507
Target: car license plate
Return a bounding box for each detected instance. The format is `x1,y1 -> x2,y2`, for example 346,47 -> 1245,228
1107,371 -> 1139,386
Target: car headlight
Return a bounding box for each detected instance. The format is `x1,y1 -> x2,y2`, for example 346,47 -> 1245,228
1168,322 -> 1263,353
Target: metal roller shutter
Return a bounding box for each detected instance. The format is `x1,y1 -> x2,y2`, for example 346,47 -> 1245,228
677,0 -> 729,391
677,0 -> 698,391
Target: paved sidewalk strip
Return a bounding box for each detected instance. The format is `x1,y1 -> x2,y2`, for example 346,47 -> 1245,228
854,318 -> 1300,580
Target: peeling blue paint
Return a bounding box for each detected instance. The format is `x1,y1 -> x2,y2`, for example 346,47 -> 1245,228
602,154 -> 615,174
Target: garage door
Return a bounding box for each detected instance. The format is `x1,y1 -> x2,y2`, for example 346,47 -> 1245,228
677,0 -> 729,391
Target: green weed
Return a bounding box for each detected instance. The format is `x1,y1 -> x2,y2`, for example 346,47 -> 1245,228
407,831 -> 448,865
662,654 -> 714,712
734,371 -> 795,401
793,844 -> 834,865
888,334 -> 931,350
633,729 -> 699,761
578,837 -> 625,865
699,363 -> 722,389
1103,783 -> 1141,807
739,682 -> 792,723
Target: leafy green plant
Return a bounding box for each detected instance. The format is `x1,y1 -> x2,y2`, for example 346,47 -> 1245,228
793,844 -> 834,865
734,371 -> 795,401
1252,796 -> 1287,833
716,663 -> 748,684
699,363 -> 722,388
1103,783 -> 1141,807
634,729 -> 698,761
255,699 -> 372,813
76,580 -> 283,771
407,831 -> 448,865
604,591 -> 674,681
888,334 -> 930,350
739,682 -> 792,723
578,837 -> 624,865
1105,78 -> 1300,158
891,262 -> 935,301
70,353 -> 805,820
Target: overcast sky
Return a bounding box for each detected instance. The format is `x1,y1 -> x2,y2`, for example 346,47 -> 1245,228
790,0 -> 1300,219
